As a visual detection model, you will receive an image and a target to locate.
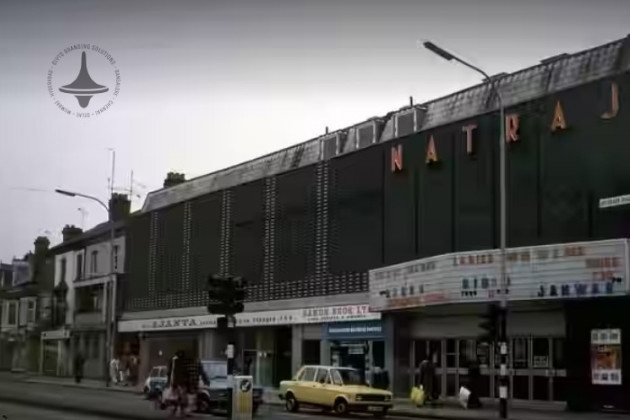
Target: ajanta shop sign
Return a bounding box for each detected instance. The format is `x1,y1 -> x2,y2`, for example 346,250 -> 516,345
369,239 -> 630,311
118,304 -> 380,333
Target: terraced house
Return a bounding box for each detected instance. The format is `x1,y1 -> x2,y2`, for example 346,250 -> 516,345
0,237 -> 54,373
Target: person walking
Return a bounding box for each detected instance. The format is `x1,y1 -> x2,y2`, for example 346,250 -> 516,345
109,356 -> 120,385
418,352 -> 439,407
73,351 -> 85,384
167,350 -> 209,418
466,359 -> 483,409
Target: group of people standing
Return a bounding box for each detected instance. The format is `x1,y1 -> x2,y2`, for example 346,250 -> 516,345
109,354 -> 140,386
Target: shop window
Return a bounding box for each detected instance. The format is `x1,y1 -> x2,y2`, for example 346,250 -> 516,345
512,338 -> 529,369
477,374 -> 490,398
533,376 -> 549,401
446,373 -> 457,396
459,339 -> 476,368
372,341 -> 385,369
414,340 -> 428,368
302,340 -> 320,365
476,342 -> 490,368
429,340 -> 442,368
512,375 -> 529,400
446,339 -> 456,368
552,338 -> 566,369
532,338 -> 550,369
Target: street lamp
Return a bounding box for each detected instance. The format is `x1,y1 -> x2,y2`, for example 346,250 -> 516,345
55,188 -> 117,387
423,41 -> 509,418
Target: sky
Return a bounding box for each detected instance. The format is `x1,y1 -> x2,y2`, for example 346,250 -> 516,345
0,0 -> 629,261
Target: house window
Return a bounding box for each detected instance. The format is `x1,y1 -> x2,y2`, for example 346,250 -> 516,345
90,251 -> 98,274
113,245 -> 119,271
7,301 -> 18,326
26,298 -> 36,324
60,258 -> 67,283
76,254 -> 83,280
91,290 -> 102,311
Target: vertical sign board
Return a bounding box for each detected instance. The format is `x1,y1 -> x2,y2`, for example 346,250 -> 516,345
591,329 -> 622,385
369,239 -> 630,311
232,375 -> 253,420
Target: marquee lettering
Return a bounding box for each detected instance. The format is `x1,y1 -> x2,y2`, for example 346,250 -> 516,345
601,82 -> 619,120
391,145 -> 403,172
426,135 -> 438,164
506,114 -> 520,142
551,100 -> 567,132
384,80 -> 618,172
462,124 -> 477,155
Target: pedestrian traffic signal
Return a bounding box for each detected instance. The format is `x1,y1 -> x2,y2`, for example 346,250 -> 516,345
479,303 -> 501,343
206,274 -> 247,316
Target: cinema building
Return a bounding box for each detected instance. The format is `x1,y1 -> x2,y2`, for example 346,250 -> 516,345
120,35 -> 630,410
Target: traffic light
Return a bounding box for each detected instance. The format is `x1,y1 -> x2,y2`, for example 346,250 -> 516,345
479,303 -> 501,343
206,274 -> 247,316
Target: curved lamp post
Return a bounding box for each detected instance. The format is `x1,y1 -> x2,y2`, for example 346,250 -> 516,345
423,42 -> 508,418
55,189 -> 116,387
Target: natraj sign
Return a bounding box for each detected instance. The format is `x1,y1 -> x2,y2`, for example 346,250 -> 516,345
118,304 -> 379,333
369,239 -> 630,311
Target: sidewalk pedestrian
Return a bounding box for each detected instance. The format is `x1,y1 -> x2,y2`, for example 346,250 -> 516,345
466,359 -> 482,409
418,352 -> 438,407
73,351 -> 85,384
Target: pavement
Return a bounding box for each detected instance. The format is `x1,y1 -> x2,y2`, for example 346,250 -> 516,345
0,372 -> 628,420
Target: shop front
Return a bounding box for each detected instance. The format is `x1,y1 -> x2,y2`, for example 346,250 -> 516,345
325,320 -> 385,375
369,239 -> 630,407
118,302 -> 382,388
40,328 -> 71,376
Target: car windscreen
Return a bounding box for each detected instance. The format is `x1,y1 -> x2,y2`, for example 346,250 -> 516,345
202,361 -> 228,380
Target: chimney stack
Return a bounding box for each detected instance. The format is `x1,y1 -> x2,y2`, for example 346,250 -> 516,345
34,236 -> 50,257
61,225 -> 83,242
163,172 -> 186,188
109,193 -> 131,222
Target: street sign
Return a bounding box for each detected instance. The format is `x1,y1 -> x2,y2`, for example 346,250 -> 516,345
599,194 -> 630,209
232,375 -> 254,420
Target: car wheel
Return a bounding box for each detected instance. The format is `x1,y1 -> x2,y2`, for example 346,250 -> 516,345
373,407 -> 388,418
285,393 -> 299,413
334,398 -> 348,415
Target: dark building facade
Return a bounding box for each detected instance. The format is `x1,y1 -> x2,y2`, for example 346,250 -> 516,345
120,36 -> 630,408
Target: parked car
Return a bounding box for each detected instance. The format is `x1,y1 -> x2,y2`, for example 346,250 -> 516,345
196,359 -> 264,415
279,365 -> 393,418
143,365 -> 168,399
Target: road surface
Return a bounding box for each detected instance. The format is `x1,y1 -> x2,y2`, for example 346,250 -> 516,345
0,400 -> 389,420
0,402 -> 113,420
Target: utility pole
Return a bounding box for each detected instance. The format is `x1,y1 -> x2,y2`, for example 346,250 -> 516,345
207,275 -> 247,420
